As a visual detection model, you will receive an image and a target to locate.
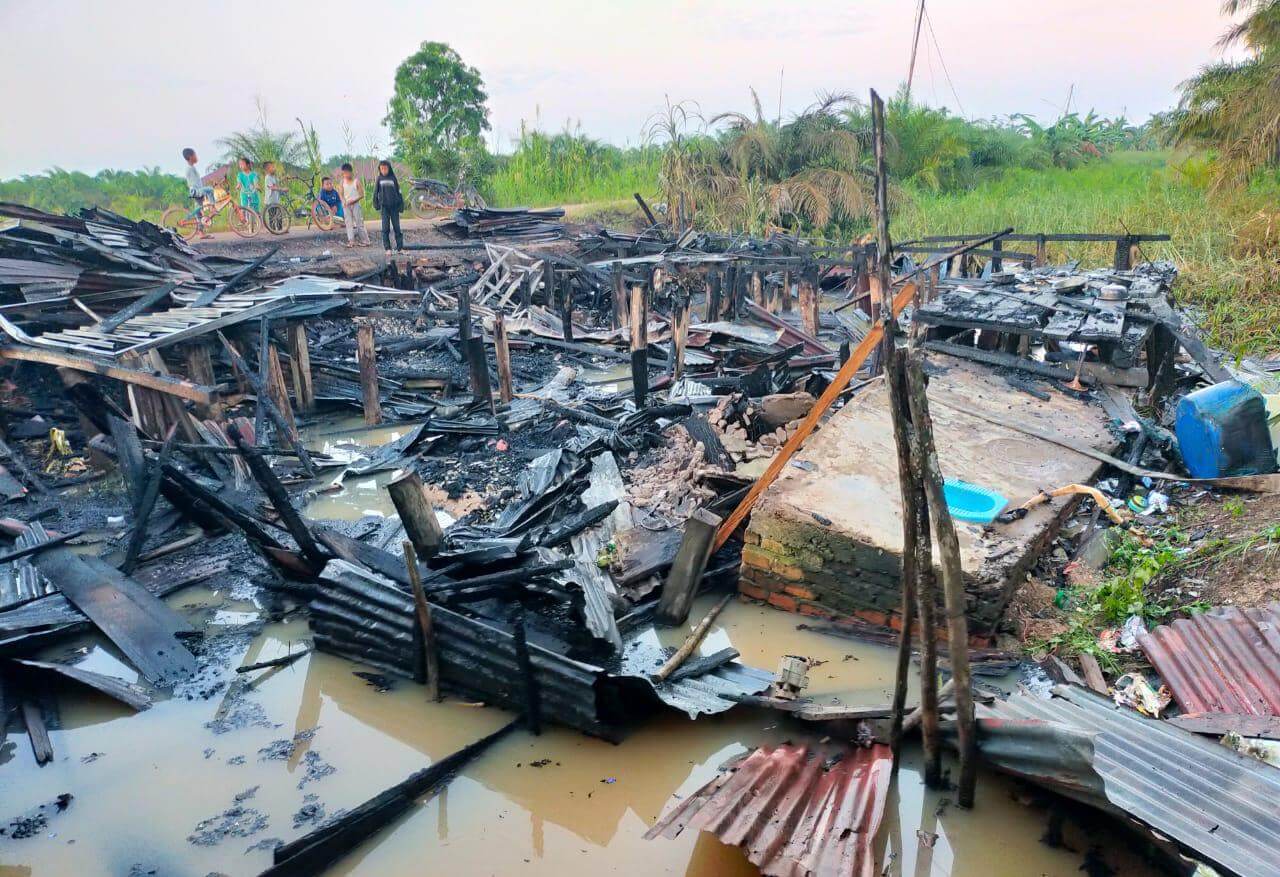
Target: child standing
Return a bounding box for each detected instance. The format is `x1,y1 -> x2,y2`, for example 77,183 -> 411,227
338,162 -> 370,247
372,160 -> 404,254
182,147 -> 214,238
262,161 -> 284,209
236,157 -> 261,214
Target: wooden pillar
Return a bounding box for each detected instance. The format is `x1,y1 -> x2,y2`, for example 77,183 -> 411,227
185,343 -> 215,387
800,275 -> 820,337
750,271 -> 765,307
780,270 -> 792,313
265,345 -> 299,441
356,323 -> 382,426
402,540 -> 440,700
1113,235 -> 1133,270
629,285 -> 648,408
287,323 -> 314,413
656,508 -> 721,625
706,268 -> 722,321
1035,234 -> 1047,267
494,314 -> 514,404
388,471 -> 444,559
612,268 -> 628,329
672,294 -> 691,381
467,336 -> 494,414
457,283 -> 473,364
990,238 -> 1003,273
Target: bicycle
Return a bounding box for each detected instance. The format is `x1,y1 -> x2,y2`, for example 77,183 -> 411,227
408,175 -> 487,219
261,175 -> 338,235
161,189 -> 262,240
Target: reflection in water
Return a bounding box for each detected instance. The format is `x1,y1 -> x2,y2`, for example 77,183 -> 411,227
0,588 -> 1161,877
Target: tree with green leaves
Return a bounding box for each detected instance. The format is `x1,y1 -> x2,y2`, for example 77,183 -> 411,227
384,42 -> 491,179
1172,0 -> 1280,185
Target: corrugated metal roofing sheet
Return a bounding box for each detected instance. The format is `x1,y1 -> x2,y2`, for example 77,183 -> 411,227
979,685 -> 1280,877
1138,603 -> 1280,716
644,742 -> 892,877
651,661 -> 774,718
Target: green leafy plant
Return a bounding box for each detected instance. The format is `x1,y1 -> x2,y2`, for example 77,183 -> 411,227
384,41 -> 491,178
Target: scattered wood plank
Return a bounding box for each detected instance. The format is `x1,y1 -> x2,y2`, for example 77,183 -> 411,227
656,508 -> 722,626
32,547 -> 197,686
12,658 -> 152,711
0,345 -> 217,405
263,720 -> 518,876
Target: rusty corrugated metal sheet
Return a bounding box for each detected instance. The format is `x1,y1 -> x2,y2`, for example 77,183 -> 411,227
1138,603 -> 1280,716
978,685 -> 1280,877
644,742 -> 891,877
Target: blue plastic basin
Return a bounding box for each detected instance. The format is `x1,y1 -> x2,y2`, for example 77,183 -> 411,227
942,479 -> 1008,524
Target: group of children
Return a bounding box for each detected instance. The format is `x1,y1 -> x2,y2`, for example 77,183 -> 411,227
181,149 -> 406,253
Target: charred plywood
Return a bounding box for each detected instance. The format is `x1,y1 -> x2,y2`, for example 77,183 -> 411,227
645,742 -> 892,877
741,358 -> 1116,631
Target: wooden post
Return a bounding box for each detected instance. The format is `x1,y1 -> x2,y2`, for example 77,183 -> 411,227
265,345 -> 298,440
780,270 -> 792,313
706,268 -> 722,321
467,336 -> 494,414
402,540 -> 440,701
457,282 -> 473,364
1113,235 -> 1133,270
522,264 -> 536,312
494,314 -> 514,404
512,604 -> 542,735
905,350 -> 978,808
991,238 -> 1003,273
672,294 -> 691,381
559,267 -> 574,342
630,284 -> 648,408
1035,234 -> 1047,267
656,508 -> 721,625
287,323 -> 314,413
356,323 -> 382,426
750,271 -> 765,307
226,421 -> 328,569
185,343 -> 215,388
388,470 -> 444,558
612,268 -> 628,330
800,274 -> 820,337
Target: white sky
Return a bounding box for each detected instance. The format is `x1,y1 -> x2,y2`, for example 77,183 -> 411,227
0,0 -> 1243,178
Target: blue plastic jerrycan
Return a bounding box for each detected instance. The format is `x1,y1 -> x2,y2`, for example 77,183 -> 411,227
1175,380 -> 1277,478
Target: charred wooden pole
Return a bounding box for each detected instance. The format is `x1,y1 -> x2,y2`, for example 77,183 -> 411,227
403,540 -> 440,701
870,88 -> 928,778
800,270 -> 820,337
265,345 -> 298,440
121,424 -> 177,574
671,292 -> 691,381
630,283 -> 648,408
494,314 -> 514,404
750,271 -> 765,307
781,270 -> 793,313
905,349 -> 978,806
511,602 -> 542,735
706,267 -> 722,321
656,508 -> 721,625
216,332 -> 316,476
287,323 -> 315,413
226,421 -> 328,569
652,591 -> 733,682
467,335 -> 495,414
387,470 -> 444,559
612,267 -> 628,330
457,282 -> 473,364
252,317 -> 270,442
356,323 -> 383,426
909,427 -> 942,786
557,265 -> 574,342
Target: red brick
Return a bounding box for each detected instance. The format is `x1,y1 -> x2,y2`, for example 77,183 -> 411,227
783,584 -> 817,600
737,581 -> 771,601
797,600 -> 833,618
769,560 -> 806,582
767,592 -> 799,612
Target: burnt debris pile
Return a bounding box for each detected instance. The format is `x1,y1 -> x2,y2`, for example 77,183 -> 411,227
2,193 -> 1277,877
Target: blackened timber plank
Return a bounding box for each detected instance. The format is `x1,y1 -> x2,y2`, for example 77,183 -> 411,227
32,547 -> 196,686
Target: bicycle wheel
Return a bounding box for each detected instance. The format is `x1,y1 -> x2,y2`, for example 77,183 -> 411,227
262,203 -> 290,235
229,205 -> 262,237
410,191 -> 445,220
311,200 -> 335,231
160,206 -> 199,240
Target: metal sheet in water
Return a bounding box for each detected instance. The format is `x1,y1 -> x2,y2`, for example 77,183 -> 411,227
644,742 -> 892,877
979,685 -> 1280,877
1138,602 -> 1280,716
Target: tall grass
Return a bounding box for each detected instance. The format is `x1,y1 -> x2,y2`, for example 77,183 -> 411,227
897,151 -> 1280,355
0,167 -> 186,223
483,126 -> 661,207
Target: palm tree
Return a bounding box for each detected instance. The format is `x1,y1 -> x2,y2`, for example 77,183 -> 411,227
649,92 -> 872,235
1172,0 -> 1280,185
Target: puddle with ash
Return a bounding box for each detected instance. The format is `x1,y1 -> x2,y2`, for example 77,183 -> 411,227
1,580 -> 1161,876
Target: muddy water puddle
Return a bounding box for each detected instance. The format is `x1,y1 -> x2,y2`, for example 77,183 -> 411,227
2,580 -> 1159,877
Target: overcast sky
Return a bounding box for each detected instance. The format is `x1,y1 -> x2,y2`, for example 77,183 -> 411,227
0,0 -> 1243,178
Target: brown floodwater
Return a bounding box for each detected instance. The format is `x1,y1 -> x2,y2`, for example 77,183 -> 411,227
0,422 -> 1164,877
